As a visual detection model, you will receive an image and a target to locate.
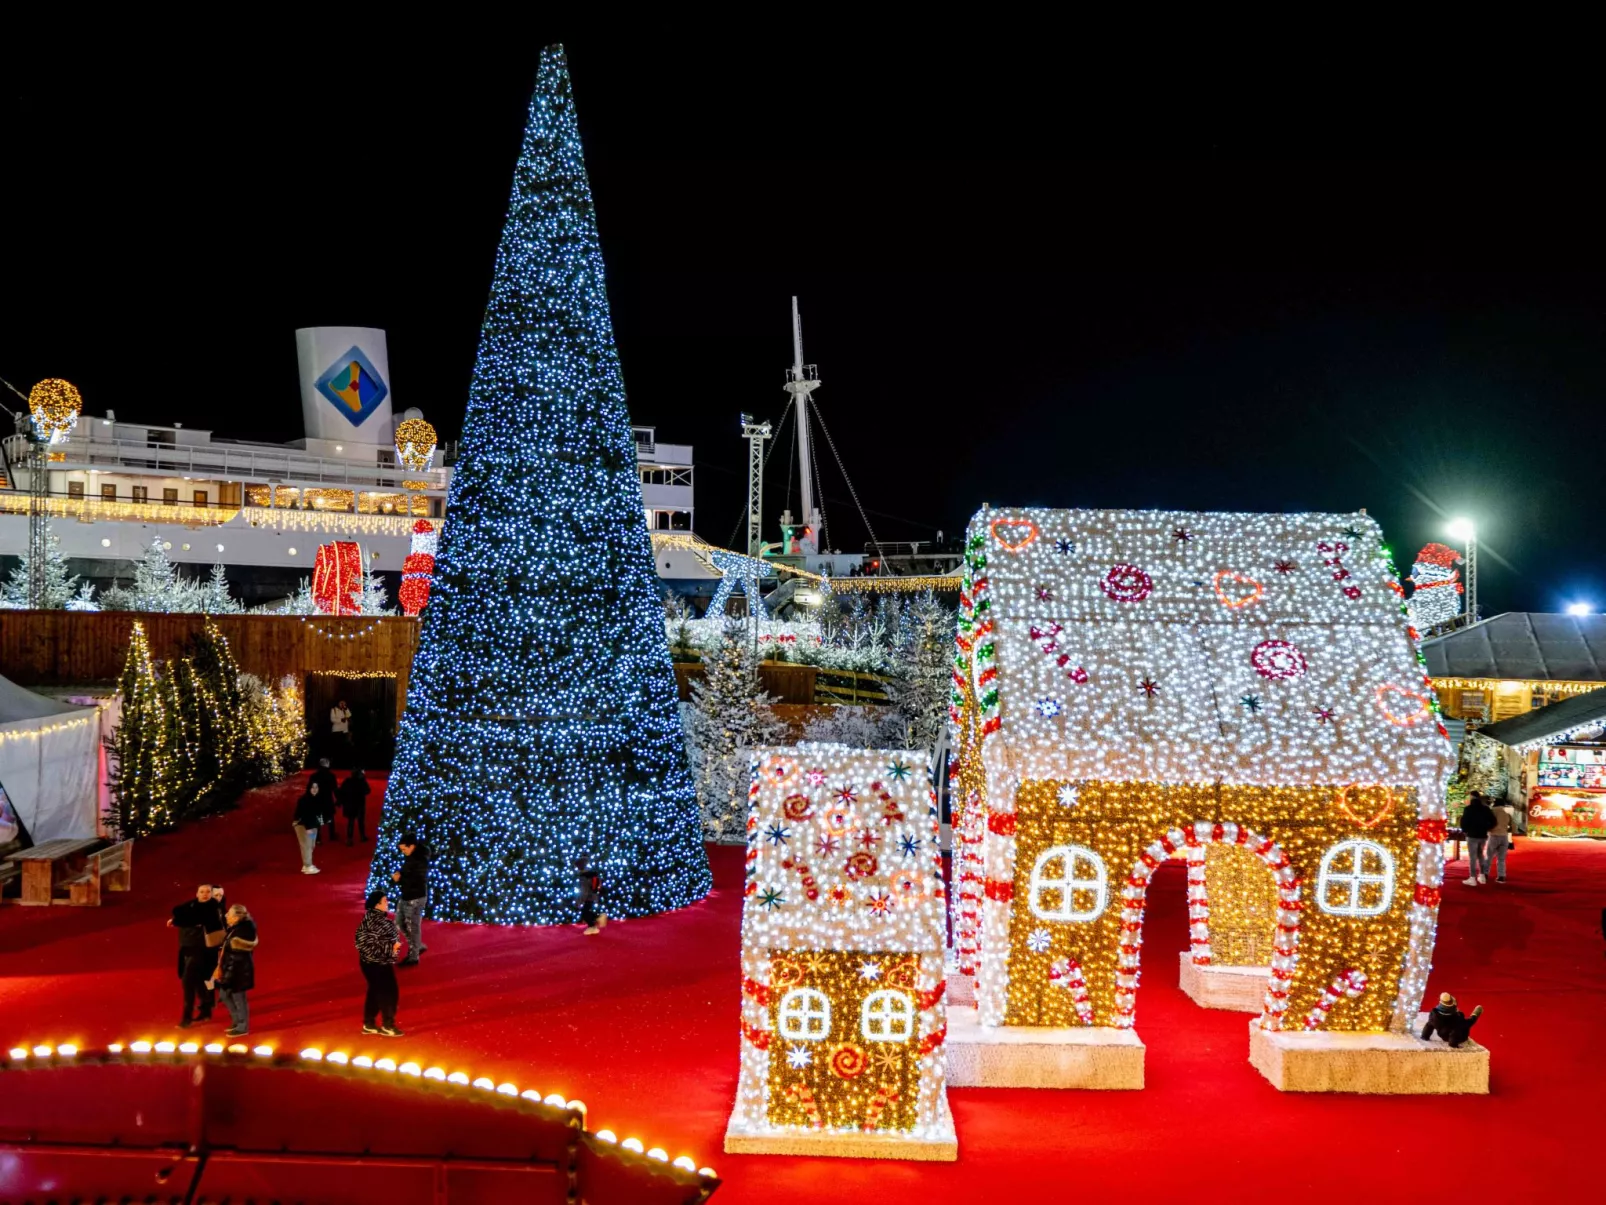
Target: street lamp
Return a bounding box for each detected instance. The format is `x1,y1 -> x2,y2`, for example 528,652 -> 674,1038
1446,518 -> 1477,625
1567,602 -> 1593,617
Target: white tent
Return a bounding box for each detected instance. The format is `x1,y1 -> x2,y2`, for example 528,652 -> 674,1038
0,673 -> 101,844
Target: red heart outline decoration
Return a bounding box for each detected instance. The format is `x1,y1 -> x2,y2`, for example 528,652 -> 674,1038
1375,683 -> 1431,727
1213,570 -> 1264,609
1334,785 -> 1399,829
990,517 -> 1039,553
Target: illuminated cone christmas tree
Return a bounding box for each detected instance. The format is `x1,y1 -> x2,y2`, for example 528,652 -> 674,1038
368,45 -> 711,923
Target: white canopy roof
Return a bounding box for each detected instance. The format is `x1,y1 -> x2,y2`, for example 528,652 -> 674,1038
0,673 -> 101,843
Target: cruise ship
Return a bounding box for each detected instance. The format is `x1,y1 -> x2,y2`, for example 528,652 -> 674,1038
1,327 -> 703,605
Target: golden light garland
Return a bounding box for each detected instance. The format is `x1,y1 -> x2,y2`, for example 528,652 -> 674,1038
308,669 -> 399,679
1431,676 -> 1602,697
28,378 -> 82,443
241,506 -> 425,539
1,1041 -> 718,1184
828,575 -> 963,594
402,480 -> 436,491
0,495 -> 238,527
394,418 -> 438,471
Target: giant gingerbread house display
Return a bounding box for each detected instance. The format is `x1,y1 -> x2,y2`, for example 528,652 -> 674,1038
725,744 -> 955,1159
947,507 -> 1474,1092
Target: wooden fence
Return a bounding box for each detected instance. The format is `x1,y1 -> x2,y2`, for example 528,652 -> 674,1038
0,611 -> 420,720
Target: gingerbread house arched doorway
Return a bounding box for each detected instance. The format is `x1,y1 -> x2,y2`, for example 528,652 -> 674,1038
1114,822 -> 1300,1031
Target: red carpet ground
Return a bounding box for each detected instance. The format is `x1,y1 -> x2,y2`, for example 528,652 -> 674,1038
2,772 -> 1602,1203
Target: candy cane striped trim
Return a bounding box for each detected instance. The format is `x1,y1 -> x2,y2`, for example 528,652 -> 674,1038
1303,968 -> 1368,1030
1048,957 -> 1095,1025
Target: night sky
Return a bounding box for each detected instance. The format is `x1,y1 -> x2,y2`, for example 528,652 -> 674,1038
7,34 -> 1604,615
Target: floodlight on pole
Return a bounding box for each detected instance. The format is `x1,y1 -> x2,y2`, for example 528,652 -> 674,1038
1446,518 -> 1477,625
1567,602 -> 1593,617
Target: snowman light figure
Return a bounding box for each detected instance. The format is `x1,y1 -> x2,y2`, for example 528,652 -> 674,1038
1406,542 -> 1464,630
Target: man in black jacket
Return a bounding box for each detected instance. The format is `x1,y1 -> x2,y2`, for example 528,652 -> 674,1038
1461,793 -> 1496,886
1420,992 -> 1483,1047
166,883 -> 225,1026
391,833 -> 429,966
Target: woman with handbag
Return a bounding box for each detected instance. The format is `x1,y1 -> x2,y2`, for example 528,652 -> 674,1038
210,904 -> 259,1038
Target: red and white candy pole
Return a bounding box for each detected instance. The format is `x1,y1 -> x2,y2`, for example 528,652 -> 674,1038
1303,968 -> 1368,1030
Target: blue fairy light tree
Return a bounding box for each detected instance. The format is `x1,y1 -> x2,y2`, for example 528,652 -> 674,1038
368,45 -> 711,923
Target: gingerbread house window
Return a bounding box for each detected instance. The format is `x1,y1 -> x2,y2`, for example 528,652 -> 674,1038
1028,844 -> 1108,922
778,987 -> 832,1041
1316,839 -> 1396,917
861,990 -> 915,1042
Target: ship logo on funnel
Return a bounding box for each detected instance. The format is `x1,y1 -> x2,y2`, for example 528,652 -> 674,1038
314,346 -> 389,426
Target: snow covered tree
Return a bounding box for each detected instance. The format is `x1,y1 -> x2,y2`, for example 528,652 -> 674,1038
887,589 -> 954,754
357,571 -> 392,615
801,704 -> 907,749
1,522 -> 88,609
101,537 -> 201,613
686,630 -> 789,842
195,564 -> 242,614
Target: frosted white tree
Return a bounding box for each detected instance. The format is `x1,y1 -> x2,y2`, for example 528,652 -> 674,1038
357,571 -> 392,615
886,589 -> 954,754
686,630 -> 788,842
802,705 -> 907,749
100,537 -> 205,613
0,522 -> 89,609
195,564 -> 243,614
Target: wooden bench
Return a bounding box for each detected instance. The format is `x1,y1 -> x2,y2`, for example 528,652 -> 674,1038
4,838 -> 108,906
56,840 -> 134,907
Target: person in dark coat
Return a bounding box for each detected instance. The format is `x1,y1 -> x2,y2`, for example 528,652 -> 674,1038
309,759 -> 340,842
339,768 -> 372,846
575,859 -> 606,935
293,783 -> 324,874
1461,793 -> 1496,886
356,889 -> 403,1036
1420,992 -> 1483,1047
211,904 -> 259,1037
391,834 -> 429,965
167,883 -> 225,1026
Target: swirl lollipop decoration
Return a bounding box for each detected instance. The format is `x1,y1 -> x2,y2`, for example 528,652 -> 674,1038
28,379 -> 83,444
394,417 -> 438,472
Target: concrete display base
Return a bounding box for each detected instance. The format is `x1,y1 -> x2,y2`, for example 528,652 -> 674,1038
945,1005 -> 1145,1089
723,1100 -> 957,1161
1177,953 -> 1268,1013
1248,1015 -> 1490,1094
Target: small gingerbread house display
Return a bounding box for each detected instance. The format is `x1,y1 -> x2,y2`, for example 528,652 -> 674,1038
725,743 -> 955,1160
947,507 -> 1455,1083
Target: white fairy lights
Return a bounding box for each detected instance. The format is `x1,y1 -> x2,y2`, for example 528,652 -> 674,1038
729,743 -> 954,1151
362,45 -> 710,925
948,507 -> 1454,1036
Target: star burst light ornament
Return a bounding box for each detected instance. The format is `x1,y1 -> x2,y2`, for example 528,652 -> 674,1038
728,743 -> 955,1160
366,45 -> 710,924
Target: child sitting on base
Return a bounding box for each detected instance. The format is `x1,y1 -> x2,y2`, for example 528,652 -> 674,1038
1420,992 -> 1483,1048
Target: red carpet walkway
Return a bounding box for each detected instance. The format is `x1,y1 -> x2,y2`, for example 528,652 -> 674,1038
2,772 -> 1602,1203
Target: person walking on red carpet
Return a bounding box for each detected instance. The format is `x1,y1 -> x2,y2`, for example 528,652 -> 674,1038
1487,800 -> 1513,883
339,768 -> 371,846
293,783 -> 324,874
1420,992 -> 1483,1047
168,883 -> 224,1028
391,833 -> 429,965
356,889 -> 404,1037
310,759 -> 340,843
211,903 -> 258,1038
1461,793 -> 1496,885
575,859 -> 606,936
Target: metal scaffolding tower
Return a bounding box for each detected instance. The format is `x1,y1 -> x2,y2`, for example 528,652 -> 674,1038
740,413 -> 772,556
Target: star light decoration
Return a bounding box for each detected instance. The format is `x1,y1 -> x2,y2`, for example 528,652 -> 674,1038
730,743 -> 953,1155
365,46 -> 711,925
946,507 -> 1454,1039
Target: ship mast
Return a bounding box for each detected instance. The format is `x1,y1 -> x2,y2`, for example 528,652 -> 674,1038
782,297 -> 822,553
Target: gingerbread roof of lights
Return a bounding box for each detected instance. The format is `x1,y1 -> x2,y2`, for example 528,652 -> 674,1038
961,507 -> 1452,790
743,744 -> 942,949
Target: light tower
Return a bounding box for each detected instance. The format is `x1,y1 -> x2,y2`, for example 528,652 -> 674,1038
782,296 -> 822,554
740,413 -> 772,556
1447,517 -> 1478,626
